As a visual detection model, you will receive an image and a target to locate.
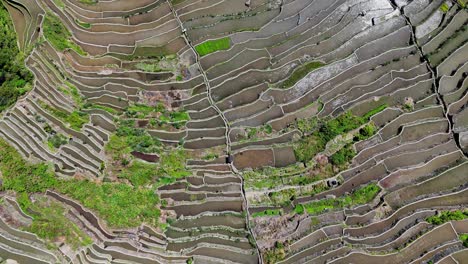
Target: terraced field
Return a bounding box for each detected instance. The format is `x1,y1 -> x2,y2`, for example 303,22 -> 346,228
0,0 -> 467,263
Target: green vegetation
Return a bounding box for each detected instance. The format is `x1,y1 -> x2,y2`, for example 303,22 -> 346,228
458,0 -> 466,8
460,234 -> 468,247
43,13 -> 86,55
330,144 -> 356,166
264,242 -> 286,264
79,0 -> 98,4
202,153 -> 219,160
75,19 -> 91,29
125,103 -> 189,128
297,183 -> 381,215
53,0 -> 65,8
439,3 -> 449,13
362,104 -> 387,119
83,102 -> 120,115
39,101 -> 89,130
135,54 -> 176,72
58,82 -> 84,107
118,160 -> 156,187
155,149 -> 191,187
294,112 -> 365,162
23,195 -> 92,249
295,105 -> 382,163
426,210 -> 468,225
294,204 -> 305,214
115,119 -> 161,152
56,179 -> 159,227
195,37 -> 231,57
48,133 -> 68,149
0,4 -> 33,112
0,138 -> 161,230
280,61 -> 325,88
252,209 -> 282,218
118,150 -> 190,187
135,62 -> 171,72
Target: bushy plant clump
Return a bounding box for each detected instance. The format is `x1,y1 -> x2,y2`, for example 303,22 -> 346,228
426,210 -> 468,225
0,4 -> 33,112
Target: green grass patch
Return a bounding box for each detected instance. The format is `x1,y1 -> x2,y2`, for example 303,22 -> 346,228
43,13 -> 86,55
280,61 -> 325,88
202,153 -> 219,160
0,4 -> 33,112
252,209 -> 282,218
426,210 -> 468,225
22,195 -> 92,249
195,37 -> 231,57
298,183 -> 381,215
118,150 -> 190,187
0,138 -> 161,229
53,0 -> 65,8
458,0 -> 466,8
39,101 -> 89,130
330,144 -> 356,166
125,103 -> 189,128
79,0 -> 98,4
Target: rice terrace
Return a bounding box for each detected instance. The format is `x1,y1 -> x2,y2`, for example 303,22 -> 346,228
0,0 -> 467,263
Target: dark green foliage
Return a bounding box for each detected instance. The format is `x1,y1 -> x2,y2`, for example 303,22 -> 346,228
48,133 -> 68,148
280,61 -> 325,88
0,138 -> 160,228
301,183 -> 381,215
0,4 -> 33,112
426,210 -> 468,225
